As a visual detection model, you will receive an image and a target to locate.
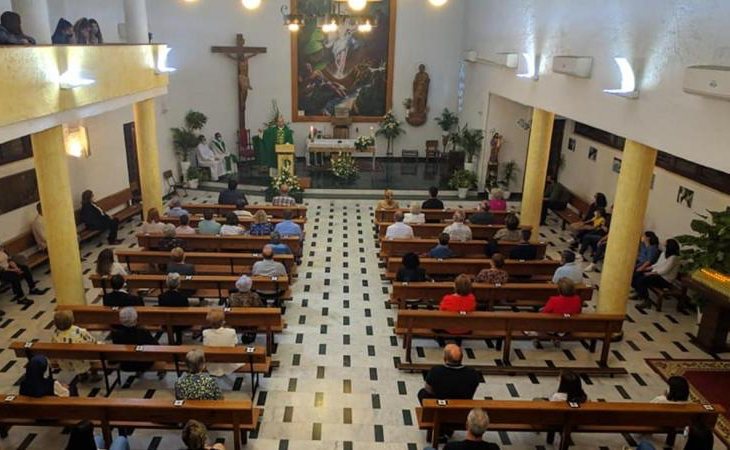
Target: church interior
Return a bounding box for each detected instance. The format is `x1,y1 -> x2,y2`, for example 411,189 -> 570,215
0,0 -> 729,449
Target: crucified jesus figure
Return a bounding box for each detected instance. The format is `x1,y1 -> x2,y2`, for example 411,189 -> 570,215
228,53 -> 256,107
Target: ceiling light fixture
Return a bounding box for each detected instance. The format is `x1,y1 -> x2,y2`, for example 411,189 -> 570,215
63,125 -> 90,158
604,57 -> 639,98
347,0 -> 368,11
241,0 -> 262,10
429,0 -> 448,6
58,70 -> 95,89
281,5 -> 305,32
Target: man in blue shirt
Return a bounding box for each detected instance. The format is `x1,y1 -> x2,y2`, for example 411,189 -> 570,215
552,250 -> 584,284
269,232 -> 292,255
167,198 -> 189,218
197,210 -> 222,235
428,233 -> 454,259
273,210 -> 303,238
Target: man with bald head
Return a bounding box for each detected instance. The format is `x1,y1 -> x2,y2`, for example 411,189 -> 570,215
252,245 -> 287,278
418,343 -> 482,405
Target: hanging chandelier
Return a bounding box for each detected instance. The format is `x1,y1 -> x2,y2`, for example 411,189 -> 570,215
281,0 -> 380,33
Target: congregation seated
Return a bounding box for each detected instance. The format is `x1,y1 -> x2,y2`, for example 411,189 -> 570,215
65,420 -> 129,450
272,184 -> 296,207
228,275 -> 263,307
168,247 -> 196,275
632,239 -> 681,310
80,190 -> 121,245
269,232 -> 292,255
140,207 -> 165,234
652,375 -> 689,404
578,208 -> 612,271
252,245 -> 287,278
102,274 -> 143,307
51,18 -> 73,44
109,307 -> 158,372
426,408 -> 500,450
218,179 -> 248,206
637,423 -> 714,450
198,210 -> 222,235
0,243 -> 40,307
439,275 -> 477,335
396,252 -> 428,282
569,205 -> 607,247
404,202 -> 426,225
95,248 -> 127,277
19,355 -> 68,398
175,349 -> 224,400
422,186 -> 444,211
249,209 -> 274,236
508,229 -> 538,260
376,189 -> 399,210
175,214 -> 196,235
417,344 -> 481,404
52,310 -> 101,383
158,273 -> 190,307
385,212 -> 414,240
233,199 -> 253,218
274,209 -> 303,238
551,250 -> 583,284
488,189 -> 507,212
166,197 -> 190,218
550,370 -> 587,403
542,278 -> 583,315
467,201 -> 494,225
428,233 -> 454,259
158,223 -> 187,250
32,202 -> 47,251
540,176 -> 571,225
220,212 -> 245,235
633,231 -> 661,276
443,211 -> 472,242
203,309 -> 242,376
0,11 -> 36,45
182,420 -> 226,450
493,213 -> 520,242
474,253 -> 508,284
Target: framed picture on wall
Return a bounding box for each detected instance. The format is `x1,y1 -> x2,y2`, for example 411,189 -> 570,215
612,157 -> 622,174
676,186 -> 694,208
568,138 -> 576,151
0,136 -> 32,166
650,173 -> 656,190
588,146 -> 598,161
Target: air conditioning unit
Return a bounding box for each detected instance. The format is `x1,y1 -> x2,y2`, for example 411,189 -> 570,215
683,65 -> 730,101
552,56 -> 593,78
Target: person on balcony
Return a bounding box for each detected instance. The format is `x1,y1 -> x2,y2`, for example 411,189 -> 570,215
0,12 -> 36,45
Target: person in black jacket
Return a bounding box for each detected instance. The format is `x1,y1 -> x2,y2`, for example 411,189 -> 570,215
109,307 -> 158,372
51,18 -> 74,44
218,179 -> 248,206
80,190 -> 121,244
508,229 -> 538,261
396,252 -> 428,282
159,273 -> 190,344
102,275 -> 143,307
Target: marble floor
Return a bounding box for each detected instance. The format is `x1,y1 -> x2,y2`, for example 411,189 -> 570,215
0,191 -> 726,450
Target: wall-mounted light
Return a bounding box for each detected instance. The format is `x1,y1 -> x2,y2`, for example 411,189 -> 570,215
347,0 -> 368,11
58,70 -> 95,90
429,0 -> 448,6
241,0 -> 262,10
516,53 -> 540,80
357,17 -> 373,33
321,16 -> 340,33
604,57 -> 639,98
63,125 -> 90,158
156,46 -> 177,74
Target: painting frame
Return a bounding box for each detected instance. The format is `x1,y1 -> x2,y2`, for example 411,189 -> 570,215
290,0 -> 397,123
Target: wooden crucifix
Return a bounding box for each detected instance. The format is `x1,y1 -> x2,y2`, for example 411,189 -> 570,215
211,34 -> 267,148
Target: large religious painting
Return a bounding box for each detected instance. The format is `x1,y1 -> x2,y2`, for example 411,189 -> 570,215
0,136 -> 32,166
291,0 -> 396,122
0,169 -> 39,214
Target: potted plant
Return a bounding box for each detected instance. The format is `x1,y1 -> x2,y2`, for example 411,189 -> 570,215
456,125 -> 485,172
675,207 -> 730,323
499,160 -> 520,199
448,169 -> 478,199
171,110 -> 208,179
186,166 -> 202,189
376,111 -> 405,157
435,108 -> 459,150
331,153 -> 359,182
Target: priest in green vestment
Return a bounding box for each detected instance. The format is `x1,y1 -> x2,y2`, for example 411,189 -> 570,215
258,116 -> 294,172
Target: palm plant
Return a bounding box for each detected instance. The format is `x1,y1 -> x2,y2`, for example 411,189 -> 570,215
171,110 -> 208,162
456,125 -> 485,164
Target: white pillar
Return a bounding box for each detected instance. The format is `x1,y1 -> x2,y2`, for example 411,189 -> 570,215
123,0 -> 149,44
11,0 -> 51,44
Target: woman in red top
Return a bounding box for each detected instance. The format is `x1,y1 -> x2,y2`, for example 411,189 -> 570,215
439,274 -> 477,334
542,278 -> 582,315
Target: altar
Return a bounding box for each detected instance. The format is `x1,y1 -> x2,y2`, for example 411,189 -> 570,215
306,139 -> 376,168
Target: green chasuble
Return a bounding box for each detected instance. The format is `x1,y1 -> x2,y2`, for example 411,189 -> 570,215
257,125 -> 294,169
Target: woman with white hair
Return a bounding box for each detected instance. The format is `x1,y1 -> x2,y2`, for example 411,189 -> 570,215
159,224 -> 186,251
174,349 -> 223,400
228,275 -> 263,344
202,309 -> 242,376
488,188 -> 507,212
424,407 -> 500,449
109,307 -> 158,372
403,201 -> 426,224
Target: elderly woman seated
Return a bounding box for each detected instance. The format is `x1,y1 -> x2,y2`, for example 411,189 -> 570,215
404,201 -> 426,224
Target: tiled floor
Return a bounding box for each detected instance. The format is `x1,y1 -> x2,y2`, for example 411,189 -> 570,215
0,191 -> 726,450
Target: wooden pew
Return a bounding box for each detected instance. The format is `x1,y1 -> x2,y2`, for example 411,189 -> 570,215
77,188 -> 142,242
0,396 -> 260,450
554,191 -> 591,230
90,274 -> 290,302
160,215 -> 306,227
116,250 -> 295,275
379,239 -> 547,259
1,232 -> 47,269
10,342 -> 269,396
395,310 -> 623,374
389,282 -> 592,309
183,203 -> 307,218
376,222 -> 529,240
58,305 -> 283,355
375,208 -> 511,224
137,232 -> 302,255
417,399 -> 723,450
385,257 -> 560,280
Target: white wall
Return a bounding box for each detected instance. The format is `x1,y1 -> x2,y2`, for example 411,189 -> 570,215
559,120 -> 730,240
462,0 -> 730,173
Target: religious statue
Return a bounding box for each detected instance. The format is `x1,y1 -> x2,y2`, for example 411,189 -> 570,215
406,64 -> 430,126
238,54 -> 255,107
259,116 -> 294,175
210,132 -> 238,175
489,132 -> 503,163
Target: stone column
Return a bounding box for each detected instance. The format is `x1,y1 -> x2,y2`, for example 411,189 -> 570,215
123,0 -> 149,44
519,108 -> 555,235
133,99 -> 164,218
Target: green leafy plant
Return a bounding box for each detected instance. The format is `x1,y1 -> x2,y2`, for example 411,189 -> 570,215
499,160 -> 520,190
270,168 -> 302,194
171,110 -> 208,162
331,153 -> 359,180
186,166 -> 202,180
454,125 -> 485,163
264,100 -> 282,129
676,207 -> 730,275
376,111 -> 405,156
448,169 -> 478,190
435,108 -> 459,133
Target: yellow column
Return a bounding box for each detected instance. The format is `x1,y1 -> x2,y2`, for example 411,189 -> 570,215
133,99 -> 163,218
31,126 -> 85,305
520,108 -> 555,234
598,140 -> 657,314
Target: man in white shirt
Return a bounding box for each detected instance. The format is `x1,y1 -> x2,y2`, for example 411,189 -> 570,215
31,203 -> 46,251
552,250 -> 584,284
385,212 -> 414,240
443,211 -> 472,242
196,136 -> 226,180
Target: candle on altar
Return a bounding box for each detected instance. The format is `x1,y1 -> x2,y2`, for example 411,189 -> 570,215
309,126 -> 314,140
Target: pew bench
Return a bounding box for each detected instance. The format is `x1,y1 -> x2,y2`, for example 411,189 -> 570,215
385,257 -> 560,281
376,222 -> 529,240
183,203 -> 307,218
116,250 -> 296,275
395,310 -> 624,374
137,232 -> 302,256
1,231 -> 47,269
0,396 -> 260,450
416,399 -> 723,449
379,239 -> 547,259
389,282 -> 593,309
160,215 -> 306,227
553,191 -> 590,230
10,342 -> 269,396
57,305 -> 283,356
375,208 -> 510,225
77,188 -> 142,242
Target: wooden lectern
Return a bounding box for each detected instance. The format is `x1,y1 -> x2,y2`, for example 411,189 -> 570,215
276,144 -> 296,175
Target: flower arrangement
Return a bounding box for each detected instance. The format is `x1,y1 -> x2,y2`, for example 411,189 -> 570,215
331,153 -> 359,180
376,110 -> 405,156
354,135 -> 375,151
270,168 -> 302,193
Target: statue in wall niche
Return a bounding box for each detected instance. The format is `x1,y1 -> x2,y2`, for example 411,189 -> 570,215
406,64 -> 430,126
489,132 -> 503,163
